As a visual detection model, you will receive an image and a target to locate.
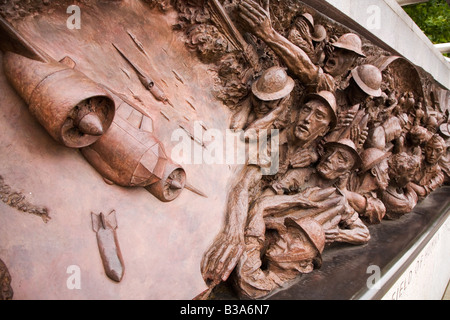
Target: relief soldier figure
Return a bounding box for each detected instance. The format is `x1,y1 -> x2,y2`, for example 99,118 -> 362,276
238,0 -> 365,93
198,0 -> 448,299
0,0 -> 448,301
201,90 -> 338,288
287,12 -> 327,66
232,138 -> 370,299
230,66 -> 294,132
343,148 -> 391,224
381,152 -> 420,220
326,63 -> 383,146
409,134 -> 446,200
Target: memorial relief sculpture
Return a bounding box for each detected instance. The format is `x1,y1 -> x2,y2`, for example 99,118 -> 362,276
0,0 -> 449,300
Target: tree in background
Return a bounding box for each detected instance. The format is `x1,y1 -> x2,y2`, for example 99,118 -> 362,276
403,0 -> 450,56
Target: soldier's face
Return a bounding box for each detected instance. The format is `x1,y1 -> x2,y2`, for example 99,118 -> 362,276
251,94 -> 281,115
317,147 -> 355,180
390,164 -> 416,187
425,142 -> 444,165
371,159 -> 389,190
294,100 -> 332,144
324,48 -> 357,77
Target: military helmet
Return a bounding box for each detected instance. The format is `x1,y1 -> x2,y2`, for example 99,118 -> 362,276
311,24 -> 327,42
332,33 -> 366,57
284,217 -> 325,267
304,90 -> 338,129
296,13 -> 314,32
351,64 -> 383,97
323,138 -> 362,170
360,148 -> 391,173
251,66 -> 295,101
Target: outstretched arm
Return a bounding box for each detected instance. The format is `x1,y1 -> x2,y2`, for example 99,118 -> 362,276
238,0 -> 320,84
201,165 -> 262,286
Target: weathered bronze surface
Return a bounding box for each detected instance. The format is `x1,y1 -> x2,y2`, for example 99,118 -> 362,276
0,0 -> 449,300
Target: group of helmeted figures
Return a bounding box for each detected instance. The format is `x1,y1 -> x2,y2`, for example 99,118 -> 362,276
200,0 -> 450,299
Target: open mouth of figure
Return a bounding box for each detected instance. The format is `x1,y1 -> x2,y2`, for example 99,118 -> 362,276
325,59 -> 336,70
297,125 -> 309,133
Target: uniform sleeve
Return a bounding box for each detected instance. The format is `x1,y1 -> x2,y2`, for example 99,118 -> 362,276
363,193 -> 386,224
423,170 -> 444,196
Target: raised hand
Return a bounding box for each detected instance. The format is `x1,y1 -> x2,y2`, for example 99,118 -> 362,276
238,0 -> 273,39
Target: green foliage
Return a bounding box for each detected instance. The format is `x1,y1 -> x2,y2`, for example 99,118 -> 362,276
403,0 -> 450,44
